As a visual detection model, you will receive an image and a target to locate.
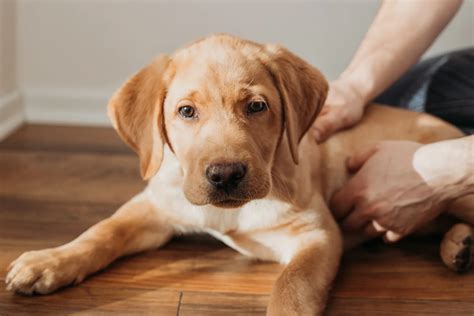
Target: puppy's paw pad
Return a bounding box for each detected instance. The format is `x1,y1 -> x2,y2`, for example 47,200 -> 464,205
453,238 -> 472,273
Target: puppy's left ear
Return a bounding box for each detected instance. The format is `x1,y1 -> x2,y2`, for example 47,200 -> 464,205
260,44 -> 328,164
108,55 -> 171,180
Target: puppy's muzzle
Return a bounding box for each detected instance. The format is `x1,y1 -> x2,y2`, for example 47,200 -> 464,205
205,162 -> 247,191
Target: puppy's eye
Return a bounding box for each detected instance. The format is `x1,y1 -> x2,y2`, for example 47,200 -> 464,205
178,105 -> 196,119
247,100 -> 268,114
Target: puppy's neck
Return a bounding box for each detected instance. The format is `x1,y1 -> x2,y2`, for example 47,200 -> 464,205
270,135 -> 323,209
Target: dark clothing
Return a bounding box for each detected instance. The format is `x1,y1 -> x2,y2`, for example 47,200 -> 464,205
375,48 -> 474,135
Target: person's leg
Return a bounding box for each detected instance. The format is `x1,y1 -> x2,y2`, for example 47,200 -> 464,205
375,48 -> 474,135
426,50 -> 474,134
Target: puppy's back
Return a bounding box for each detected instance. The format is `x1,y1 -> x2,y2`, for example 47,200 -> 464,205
341,104 -> 464,145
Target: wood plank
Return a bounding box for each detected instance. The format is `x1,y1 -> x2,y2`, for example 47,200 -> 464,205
179,291 -> 269,316
0,284 -> 180,316
332,239 -> 474,301
178,292 -> 474,316
326,297 -> 474,315
0,124 -> 132,155
0,151 -> 145,205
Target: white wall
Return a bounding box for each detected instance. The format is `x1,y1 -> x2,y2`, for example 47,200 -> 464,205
10,0 -> 474,126
0,0 -> 23,139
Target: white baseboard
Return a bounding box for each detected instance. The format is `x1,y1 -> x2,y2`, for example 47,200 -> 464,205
23,89 -> 113,126
0,91 -> 24,141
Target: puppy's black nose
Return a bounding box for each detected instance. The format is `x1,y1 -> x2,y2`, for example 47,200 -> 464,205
206,163 -> 247,189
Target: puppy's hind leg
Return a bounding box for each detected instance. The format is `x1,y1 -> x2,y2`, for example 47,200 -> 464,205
440,223 -> 473,273
441,195 -> 474,272
6,193 -> 173,295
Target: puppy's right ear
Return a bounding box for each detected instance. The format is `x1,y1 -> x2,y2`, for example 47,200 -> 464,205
108,55 -> 171,180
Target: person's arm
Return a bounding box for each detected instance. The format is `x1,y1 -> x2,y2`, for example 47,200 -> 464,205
313,0 -> 463,142
331,136 -> 474,242
414,135 -> 474,198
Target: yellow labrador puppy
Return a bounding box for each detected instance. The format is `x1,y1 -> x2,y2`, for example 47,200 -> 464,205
6,34 -> 474,315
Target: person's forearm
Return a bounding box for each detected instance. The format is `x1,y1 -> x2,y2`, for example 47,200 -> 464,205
339,0 -> 462,105
413,136 -> 474,199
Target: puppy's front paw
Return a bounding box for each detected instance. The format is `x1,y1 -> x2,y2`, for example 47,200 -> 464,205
6,248 -> 86,295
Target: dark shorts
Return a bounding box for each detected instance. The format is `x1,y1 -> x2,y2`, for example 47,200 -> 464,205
375,47 -> 474,135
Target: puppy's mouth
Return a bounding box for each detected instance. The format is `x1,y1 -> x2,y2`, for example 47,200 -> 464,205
183,176 -> 271,208
211,198 -> 248,208
205,181 -> 271,209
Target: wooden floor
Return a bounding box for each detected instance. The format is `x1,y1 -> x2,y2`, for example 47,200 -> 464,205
0,124 -> 473,315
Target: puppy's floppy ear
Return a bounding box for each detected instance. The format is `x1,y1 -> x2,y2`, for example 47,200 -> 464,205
108,55 -> 171,180
260,44 -> 328,164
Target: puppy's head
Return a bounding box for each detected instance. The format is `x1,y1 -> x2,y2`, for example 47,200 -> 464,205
109,35 -> 328,208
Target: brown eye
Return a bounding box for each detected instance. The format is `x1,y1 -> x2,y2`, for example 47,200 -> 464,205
247,100 -> 268,114
178,105 -> 196,119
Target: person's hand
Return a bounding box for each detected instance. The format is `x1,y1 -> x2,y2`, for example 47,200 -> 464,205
330,141 -> 454,242
312,79 -> 366,143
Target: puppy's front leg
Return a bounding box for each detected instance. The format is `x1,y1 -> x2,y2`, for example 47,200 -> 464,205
267,219 -> 342,316
6,193 -> 173,295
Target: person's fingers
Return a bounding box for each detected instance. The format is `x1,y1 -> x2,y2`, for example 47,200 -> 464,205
372,220 -> 388,232
341,205 -> 370,232
330,180 -> 359,220
312,110 -> 343,143
384,230 -> 404,243
363,221 -> 384,238
346,146 -> 379,173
